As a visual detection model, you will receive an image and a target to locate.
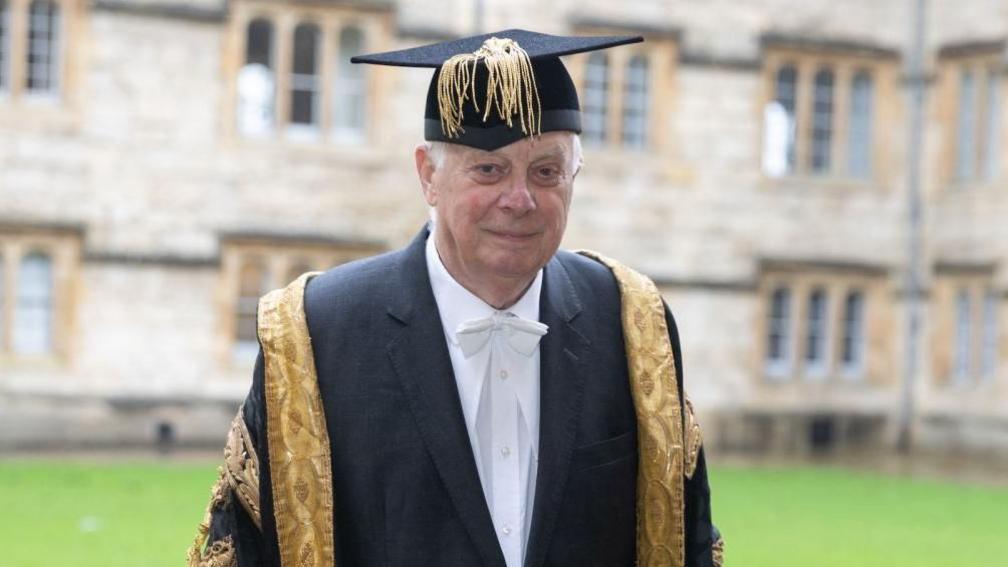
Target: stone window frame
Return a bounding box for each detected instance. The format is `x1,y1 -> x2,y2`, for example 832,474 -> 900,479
757,262 -> 892,385
935,41 -> 1006,188
0,224 -> 81,365
931,264 -> 1002,387
217,233 -> 384,366
0,0 -> 81,106
224,0 -> 394,147
567,22 -> 677,153
760,38 -> 900,186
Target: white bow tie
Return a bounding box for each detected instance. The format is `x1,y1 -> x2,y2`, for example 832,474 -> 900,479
455,312 -> 548,358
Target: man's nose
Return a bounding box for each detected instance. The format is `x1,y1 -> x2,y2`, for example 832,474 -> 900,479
497,174 -> 536,214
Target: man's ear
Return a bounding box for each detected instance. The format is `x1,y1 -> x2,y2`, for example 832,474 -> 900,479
414,144 -> 437,206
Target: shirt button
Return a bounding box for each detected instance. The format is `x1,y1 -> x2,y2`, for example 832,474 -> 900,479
500,369 -> 509,380
500,446 -> 511,458
502,524 -> 512,536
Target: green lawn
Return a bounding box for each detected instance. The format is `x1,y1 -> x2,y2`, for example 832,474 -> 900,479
0,460 -> 1005,566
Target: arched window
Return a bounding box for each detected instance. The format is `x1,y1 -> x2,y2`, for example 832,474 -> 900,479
235,260 -> 270,356
953,288 -> 973,383
766,286 -> 792,377
956,70 -> 977,179
582,53 -> 608,144
289,23 -> 320,133
810,68 -> 834,172
0,0 -> 10,93
14,252 -> 53,354
841,290 -> 865,378
848,71 -> 873,178
804,288 -> 829,376
237,18 -> 275,136
26,0 -> 60,94
774,65 -> 799,173
621,55 -> 648,148
333,26 -> 366,141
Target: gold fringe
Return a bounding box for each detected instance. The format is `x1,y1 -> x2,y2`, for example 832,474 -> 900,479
437,37 -> 542,139
712,535 -> 725,567
684,397 -> 704,480
224,409 -> 262,530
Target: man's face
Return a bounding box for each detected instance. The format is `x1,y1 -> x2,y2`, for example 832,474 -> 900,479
417,131 -> 579,297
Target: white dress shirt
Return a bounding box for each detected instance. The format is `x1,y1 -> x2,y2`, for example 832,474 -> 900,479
425,233 -> 543,567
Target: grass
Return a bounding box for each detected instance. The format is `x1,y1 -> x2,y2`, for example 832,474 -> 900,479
0,460 -> 1005,566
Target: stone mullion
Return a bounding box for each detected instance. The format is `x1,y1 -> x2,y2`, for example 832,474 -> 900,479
794,59 -> 815,175
9,0 -> 26,99
608,49 -> 625,147
274,13 -> 293,134
832,64 -> 852,178
318,16 -> 336,138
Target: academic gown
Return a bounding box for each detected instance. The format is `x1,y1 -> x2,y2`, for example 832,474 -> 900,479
196,227 -> 720,567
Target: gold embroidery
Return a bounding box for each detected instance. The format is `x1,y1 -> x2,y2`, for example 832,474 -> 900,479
684,397 -> 704,480
186,468 -> 234,567
259,272 -> 335,567
712,535 -> 725,567
224,409 -> 262,529
577,250 -> 686,567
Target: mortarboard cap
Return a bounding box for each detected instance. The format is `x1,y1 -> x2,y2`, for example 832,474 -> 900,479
351,29 -> 643,150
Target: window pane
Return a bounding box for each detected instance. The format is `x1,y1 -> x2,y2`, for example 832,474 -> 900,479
621,55 -> 648,148
805,289 -> 829,374
956,70 -> 977,179
582,53 -> 608,145
774,65 -> 799,173
985,69 -> 1001,180
0,0 -> 9,92
238,18 -> 275,136
953,289 -> 972,383
26,0 -> 59,94
14,253 -> 53,355
848,71 -> 873,178
290,23 -> 320,127
811,68 -> 834,173
841,291 -> 865,377
766,287 -> 792,376
981,291 -> 998,379
235,260 -> 270,354
333,26 -> 366,138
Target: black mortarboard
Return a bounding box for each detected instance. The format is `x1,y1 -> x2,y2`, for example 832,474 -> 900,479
351,29 -> 642,150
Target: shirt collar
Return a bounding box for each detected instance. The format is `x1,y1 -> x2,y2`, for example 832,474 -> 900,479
425,231 -> 544,344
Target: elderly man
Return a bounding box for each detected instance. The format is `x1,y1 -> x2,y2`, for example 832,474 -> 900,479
188,29 -> 722,567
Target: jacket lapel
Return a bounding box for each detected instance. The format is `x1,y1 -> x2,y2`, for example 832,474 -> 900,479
384,228 -> 506,567
524,255 -> 590,567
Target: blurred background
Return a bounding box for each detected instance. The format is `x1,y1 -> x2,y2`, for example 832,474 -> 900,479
1,0 -> 1007,565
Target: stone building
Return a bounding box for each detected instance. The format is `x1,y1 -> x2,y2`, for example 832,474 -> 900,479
1,0 -> 1006,454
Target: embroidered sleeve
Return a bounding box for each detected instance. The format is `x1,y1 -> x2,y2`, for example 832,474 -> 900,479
684,396 -> 704,480
186,466 -> 238,567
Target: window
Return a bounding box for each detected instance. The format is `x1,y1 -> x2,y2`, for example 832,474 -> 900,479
810,69 -> 834,173
955,70 -> 978,180
289,22 -> 321,135
981,291 -> 998,380
0,0 -> 9,93
848,72 -> 873,178
237,18 -> 275,136
841,290 -> 865,378
621,55 -> 648,148
766,286 -> 792,377
14,252 -> 53,354
26,0 -> 59,95
762,48 -> 890,179
983,68 -> 1001,180
953,288 -> 972,384
804,288 -> 829,377
234,259 -> 269,357
582,52 -> 608,145
332,26 -> 366,141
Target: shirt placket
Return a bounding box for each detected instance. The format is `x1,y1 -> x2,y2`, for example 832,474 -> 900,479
490,332 -> 522,567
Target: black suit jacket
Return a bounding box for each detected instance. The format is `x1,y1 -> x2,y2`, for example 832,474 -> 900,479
212,228 -> 717,566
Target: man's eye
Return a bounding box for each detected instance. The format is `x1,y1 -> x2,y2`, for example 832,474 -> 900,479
476,164 -> 499,175
531,166 -> 563,185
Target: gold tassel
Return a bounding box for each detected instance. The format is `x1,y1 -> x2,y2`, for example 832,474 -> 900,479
437,37 -> 542,139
